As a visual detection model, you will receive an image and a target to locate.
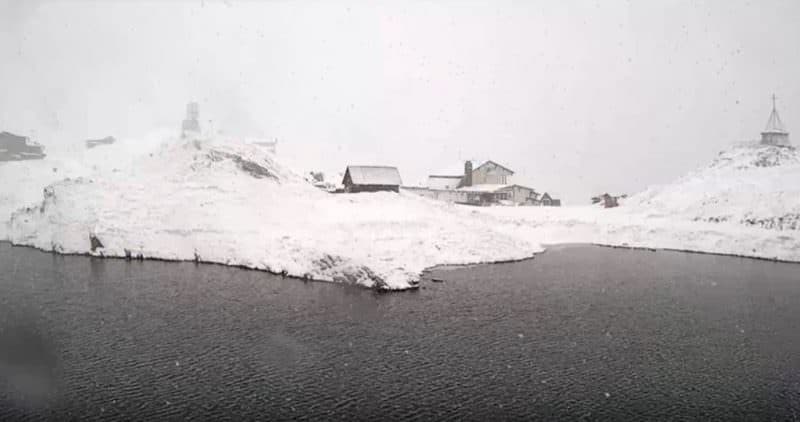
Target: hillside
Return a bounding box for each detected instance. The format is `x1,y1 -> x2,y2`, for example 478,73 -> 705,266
478,144 -> 800,262
627,144 -> 800,231
4,137 -> 540,290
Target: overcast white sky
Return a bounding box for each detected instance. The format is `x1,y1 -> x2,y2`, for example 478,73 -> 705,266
1,0 -> 798,203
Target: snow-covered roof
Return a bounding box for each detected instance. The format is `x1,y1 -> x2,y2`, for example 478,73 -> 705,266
428,175 -> 463,179
0,131 -> 27,144
344,166 -> 402,186
457,184 -> 509,192
499,184 -> 537,192
474,160 -> 515,175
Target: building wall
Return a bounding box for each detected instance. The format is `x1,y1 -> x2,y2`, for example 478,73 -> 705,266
472,162 -> 513,185
346,184 -> 399,193
403,187 -> 470,203
761,132 -> 791,146
499,185 -> 537,205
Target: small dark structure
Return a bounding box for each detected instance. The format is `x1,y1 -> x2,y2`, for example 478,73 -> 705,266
0,131 -> 46,161
591,193 -> 626,208
342,165 -> 402,193
601,193 -> 618,208
540,192 -> 561,207
85,136 -> 116,149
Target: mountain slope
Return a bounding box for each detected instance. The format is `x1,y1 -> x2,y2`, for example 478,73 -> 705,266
627,145 -> 800,231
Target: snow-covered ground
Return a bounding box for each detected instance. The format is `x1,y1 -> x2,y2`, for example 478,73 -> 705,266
475,144 -> 800,262
2,136 -> 540,290
1,136 -> 798,290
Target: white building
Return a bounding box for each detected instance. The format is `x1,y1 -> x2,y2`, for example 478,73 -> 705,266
409,159 -> 552,206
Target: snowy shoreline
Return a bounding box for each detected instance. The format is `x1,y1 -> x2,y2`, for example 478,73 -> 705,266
4,235 -> 797,292
1,138 -> 798,290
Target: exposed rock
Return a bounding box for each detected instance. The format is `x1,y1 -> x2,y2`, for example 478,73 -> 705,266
89,234 -> 104,252
205,150 -> 276,180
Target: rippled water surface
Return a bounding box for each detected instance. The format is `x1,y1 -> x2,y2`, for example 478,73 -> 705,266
1,242 -> 800,420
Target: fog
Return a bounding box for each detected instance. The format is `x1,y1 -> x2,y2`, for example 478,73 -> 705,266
1,0 -> 798,203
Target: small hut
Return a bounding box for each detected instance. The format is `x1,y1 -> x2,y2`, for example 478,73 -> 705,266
540,192 -> 561,207
0,131 -> 46,161
342,166 -> 402,193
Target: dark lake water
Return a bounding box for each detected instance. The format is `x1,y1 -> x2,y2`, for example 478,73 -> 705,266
1,242 -> 800,421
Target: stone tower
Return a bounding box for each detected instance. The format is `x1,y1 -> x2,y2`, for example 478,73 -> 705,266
181,102 -> 201,138
760,95 -> 790,146
462,160 -> 473,187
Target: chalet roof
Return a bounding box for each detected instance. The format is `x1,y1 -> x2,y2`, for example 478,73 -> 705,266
429,158 -> 514,177
474,160 -> 515,175
344,166 -> 402,186
497,184 -> 537,193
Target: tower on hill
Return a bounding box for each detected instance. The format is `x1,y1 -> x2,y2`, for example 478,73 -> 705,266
182,102 -> 201,138
760,94 -> 790,146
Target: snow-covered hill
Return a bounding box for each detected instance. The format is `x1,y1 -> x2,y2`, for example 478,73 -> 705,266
4,137 -> 540,290
627,144 -> 800,231
478,144 -> 800,262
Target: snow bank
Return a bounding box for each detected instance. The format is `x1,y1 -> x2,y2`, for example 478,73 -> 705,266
4,136 -> 541,290
476,144 -> 800,262
627,145 -> 800,230
0,159 -> 89,239
0,129 -> 175,239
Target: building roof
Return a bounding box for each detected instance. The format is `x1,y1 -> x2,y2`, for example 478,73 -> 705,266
456,184 -> 509,192
474,160 -> 515,175
497,184 -> 536,192
428,175 -> 463,179
763,95 -> 789,134
0,131 -> 31,149
429,158 -> 515,177
344,166 -> 402,186
0,131 -> 27,142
